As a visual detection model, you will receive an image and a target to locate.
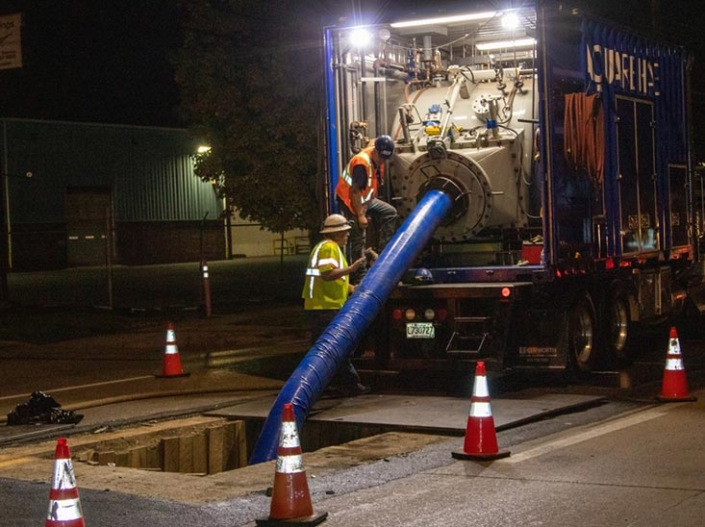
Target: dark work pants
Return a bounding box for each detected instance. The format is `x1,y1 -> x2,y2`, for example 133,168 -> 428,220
338,197 -> 398,284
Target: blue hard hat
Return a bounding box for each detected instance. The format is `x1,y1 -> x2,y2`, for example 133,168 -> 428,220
374,135 -> 395,159
414,267 -> 434,284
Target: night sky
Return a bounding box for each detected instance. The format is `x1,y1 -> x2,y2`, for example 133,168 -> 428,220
0,1 -> 703,133
0,0 -> 182,127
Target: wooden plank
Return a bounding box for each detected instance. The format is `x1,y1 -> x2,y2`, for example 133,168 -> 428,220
179,435 -> 194,473
147,443 -> 162,470
115,451 -> 129,467
218,420 -> 248,470
96,451 -> 116,466
234,420 -> 247,468
223,421 -> 237,470
127,446 -> 148,468
162,436 -> 180,473
207,426 -> 226,475
192,432 -> 208,474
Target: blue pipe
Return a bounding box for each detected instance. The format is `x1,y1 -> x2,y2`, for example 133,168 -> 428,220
249,189 -> 453,464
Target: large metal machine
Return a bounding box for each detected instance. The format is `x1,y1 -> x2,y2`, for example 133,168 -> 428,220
322,0 -> 705,376
251,0 -> 704,464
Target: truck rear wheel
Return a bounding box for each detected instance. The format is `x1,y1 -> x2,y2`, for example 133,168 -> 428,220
561,294 -> 597,376
602,285 -> 632,367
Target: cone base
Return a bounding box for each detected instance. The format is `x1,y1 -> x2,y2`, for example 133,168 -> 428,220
452,449 -> 510,461
155,372 -> 191,378
656,394 -> 697,403
255,511 -> 328,526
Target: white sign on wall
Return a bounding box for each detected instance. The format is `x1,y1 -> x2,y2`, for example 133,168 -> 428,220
0,13 -> 22,70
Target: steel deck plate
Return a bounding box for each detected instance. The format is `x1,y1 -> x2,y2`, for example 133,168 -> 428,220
207,393 -> 605,434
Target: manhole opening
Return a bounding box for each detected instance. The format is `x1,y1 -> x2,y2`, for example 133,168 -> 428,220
72,417 -> 247,475
68,416 -> 386,475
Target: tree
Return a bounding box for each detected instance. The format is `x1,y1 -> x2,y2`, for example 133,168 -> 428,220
174,0 -> 329,234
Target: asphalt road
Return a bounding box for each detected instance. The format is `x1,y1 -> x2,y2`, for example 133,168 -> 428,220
2,256 -> 705,525
2,389 -> 703,527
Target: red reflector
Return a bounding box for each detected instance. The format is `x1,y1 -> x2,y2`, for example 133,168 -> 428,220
392,309 -> 402,321
437,308 -> 448,321
501,287 -> 511,298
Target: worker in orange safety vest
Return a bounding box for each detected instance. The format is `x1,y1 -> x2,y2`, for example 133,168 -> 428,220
335,134 -> 398,284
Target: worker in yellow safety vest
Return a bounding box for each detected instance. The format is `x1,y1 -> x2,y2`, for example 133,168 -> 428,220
301,213 -> 370,396
335,134 -> 398,284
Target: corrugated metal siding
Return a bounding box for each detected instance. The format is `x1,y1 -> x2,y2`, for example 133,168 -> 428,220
1,118 -> 222,224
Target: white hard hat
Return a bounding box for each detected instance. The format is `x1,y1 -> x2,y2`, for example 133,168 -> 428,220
320,214 -> 351,234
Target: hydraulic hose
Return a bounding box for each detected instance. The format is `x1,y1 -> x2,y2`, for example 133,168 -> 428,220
249,187 -> 454,464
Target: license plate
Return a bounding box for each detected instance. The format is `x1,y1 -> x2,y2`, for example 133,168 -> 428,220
406,322 -> 434,339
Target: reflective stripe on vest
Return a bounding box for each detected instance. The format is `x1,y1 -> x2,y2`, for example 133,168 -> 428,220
340,151 -> 376,205
303,241 -> 345,300
304,242 -> 325,300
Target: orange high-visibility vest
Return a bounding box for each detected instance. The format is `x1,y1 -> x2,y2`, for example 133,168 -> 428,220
335,146 -> 382,212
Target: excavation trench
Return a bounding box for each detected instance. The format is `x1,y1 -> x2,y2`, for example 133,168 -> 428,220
58,414 -> 421,475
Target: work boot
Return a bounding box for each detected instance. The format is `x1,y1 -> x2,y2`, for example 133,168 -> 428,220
348,383 -> 371,396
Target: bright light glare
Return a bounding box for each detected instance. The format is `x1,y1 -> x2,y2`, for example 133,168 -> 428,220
475,37 -> 535,51
197,145 -> 212,154
350,28 -> 372,48
390,11 -> 496,29
501,12 -> 520,29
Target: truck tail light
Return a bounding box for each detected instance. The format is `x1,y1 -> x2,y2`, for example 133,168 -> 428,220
392,308 -> 403,321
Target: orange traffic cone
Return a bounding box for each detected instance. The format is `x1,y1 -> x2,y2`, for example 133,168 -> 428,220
256,403 -> 328,527
46,437 -> 85,527
452,361 -> 510,461
157,322 -> 189,378
657,327 -> 696,402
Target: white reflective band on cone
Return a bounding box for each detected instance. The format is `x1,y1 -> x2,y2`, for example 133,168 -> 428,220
469,401 -> 493,418
280,421 -> 301,448
165,344 -> 178,355
47,498 -> 83,521
472,377 -> 489,398
276,454 -> 304,474
52,461 -> 77,488
665,357 -> 685,371
167,329 -> 176,340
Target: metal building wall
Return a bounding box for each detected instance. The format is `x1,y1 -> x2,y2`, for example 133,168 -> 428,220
2,118 -> 221,222
0,118 -> 224,269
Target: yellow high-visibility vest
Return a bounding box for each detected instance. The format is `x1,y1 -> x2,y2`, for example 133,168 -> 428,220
302,239 -> 349,310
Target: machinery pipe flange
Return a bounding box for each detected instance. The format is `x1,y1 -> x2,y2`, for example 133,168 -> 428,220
417,176 -> 469,226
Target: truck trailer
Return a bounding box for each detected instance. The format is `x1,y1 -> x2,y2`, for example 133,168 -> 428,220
322,0 -> 705,376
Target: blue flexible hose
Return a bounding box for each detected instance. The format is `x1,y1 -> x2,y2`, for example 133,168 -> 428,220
249,188 -> 453,464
